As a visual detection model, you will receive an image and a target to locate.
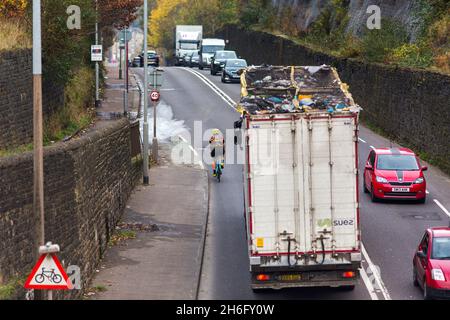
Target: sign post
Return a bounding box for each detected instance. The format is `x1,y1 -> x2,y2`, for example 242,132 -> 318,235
149,68 -> 164,162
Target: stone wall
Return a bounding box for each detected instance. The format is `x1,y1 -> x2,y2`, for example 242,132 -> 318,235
218,25 -> 450,174
0,118 -> 141,299
0,49 -> 64,149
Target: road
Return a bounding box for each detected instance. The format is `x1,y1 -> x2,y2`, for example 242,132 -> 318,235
134,66 -> 450,300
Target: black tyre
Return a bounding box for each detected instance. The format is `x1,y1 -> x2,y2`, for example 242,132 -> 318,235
423,281 -> 432,300
221,76 -> 226,83
413,268 -> 419,287
370,185 -> 378,202
199,64 -> 204,70
418,197 -> 426,204
363,177 -> 369,193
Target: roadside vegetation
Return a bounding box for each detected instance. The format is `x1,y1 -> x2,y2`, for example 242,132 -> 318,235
149,0 -> 449,73
0,0 -> 142,153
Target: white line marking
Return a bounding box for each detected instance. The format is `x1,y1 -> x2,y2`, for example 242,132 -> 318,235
358,138 -> 367,143
360,266 -> 379,300
181,67 -> 238,111
178,135 -> 204,169
361,244 -> 392,300
434,199 -> 450,218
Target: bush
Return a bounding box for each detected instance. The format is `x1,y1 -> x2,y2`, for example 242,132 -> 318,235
389,42 -> 433,68
361,19 -> 409,63
44,67 -> 95,143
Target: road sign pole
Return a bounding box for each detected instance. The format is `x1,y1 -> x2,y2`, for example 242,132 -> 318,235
143,0 -> 150,185
152,71 -> 158,161
32,0 -> 45,301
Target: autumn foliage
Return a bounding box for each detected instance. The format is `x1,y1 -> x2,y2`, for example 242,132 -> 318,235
0,0 -> 27,18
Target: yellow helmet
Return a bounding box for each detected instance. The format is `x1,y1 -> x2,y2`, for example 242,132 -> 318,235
212,129 -> 220,135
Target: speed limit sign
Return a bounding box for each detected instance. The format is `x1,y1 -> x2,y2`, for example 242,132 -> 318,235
150,90 -> 160,102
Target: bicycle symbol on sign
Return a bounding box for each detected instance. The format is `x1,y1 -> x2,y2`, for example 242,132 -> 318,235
34,268 -> 62,284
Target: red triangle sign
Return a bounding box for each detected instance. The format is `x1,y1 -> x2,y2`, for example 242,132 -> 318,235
24,254 -> 72,290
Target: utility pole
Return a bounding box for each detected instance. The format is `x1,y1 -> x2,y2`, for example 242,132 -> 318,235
143,0 -> 149,185
95,0 -> 100,108
32,0 -> 45,300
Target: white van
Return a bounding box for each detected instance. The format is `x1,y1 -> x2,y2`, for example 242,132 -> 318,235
198,38 -> 226,70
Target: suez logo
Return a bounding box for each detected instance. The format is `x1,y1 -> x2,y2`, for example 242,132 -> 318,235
317,218 -> 355,228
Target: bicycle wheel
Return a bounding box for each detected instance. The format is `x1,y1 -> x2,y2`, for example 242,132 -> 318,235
35,274 -> 45,284
52,274 -> 62,284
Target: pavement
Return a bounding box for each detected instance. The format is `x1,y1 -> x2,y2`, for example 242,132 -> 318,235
89,143 -> 208,300
97,64 -> 141,118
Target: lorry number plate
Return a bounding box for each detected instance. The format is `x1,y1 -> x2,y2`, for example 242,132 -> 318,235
392,188 -> 410,192
279,274 -> 302,281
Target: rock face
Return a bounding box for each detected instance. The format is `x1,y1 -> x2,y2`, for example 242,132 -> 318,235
272,0 -> 425,41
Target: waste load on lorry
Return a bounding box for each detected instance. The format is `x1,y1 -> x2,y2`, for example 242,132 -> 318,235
235,65 -> 362,290
237,64 -> 360,115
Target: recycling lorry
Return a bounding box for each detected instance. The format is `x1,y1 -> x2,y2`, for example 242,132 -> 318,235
235,65 -> 362,290
174,25 -> 203,66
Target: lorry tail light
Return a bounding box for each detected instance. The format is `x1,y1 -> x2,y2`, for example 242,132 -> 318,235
256,274 -> 270,281
343,271 -> 356,278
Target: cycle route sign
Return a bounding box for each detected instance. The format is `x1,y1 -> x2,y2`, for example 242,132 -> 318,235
24,253 -> 72,290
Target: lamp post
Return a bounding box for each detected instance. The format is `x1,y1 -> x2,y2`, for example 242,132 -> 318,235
32,0 -> 45,300
143,0 -> 149,185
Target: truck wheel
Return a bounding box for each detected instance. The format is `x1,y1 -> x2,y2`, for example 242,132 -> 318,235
339,285 -> 355,291
251,288 -> 271,293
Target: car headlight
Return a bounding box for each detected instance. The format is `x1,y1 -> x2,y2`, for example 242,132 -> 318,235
432,269 -> 446,281
414,177 -> 424,184
376,176 -> 388,183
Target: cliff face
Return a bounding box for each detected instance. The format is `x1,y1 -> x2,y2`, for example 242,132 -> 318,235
271,0 -> 425,41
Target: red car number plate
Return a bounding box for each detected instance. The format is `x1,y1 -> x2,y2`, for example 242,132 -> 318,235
392,187 -> 410,192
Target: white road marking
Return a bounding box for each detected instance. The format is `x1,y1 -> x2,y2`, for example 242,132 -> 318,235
358,138 -> 367,143
434,199 -> 450,218
178,135 -> 204,169
361,244 -> 392,300
182,66 -> 393,300
359,266 -> 379,300
181,67 -> 238,111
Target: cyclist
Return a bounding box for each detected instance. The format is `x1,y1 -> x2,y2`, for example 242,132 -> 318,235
209,129 -> 225,177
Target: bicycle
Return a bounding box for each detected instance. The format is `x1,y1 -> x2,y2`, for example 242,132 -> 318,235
214,159 -> 223,183
34,268 -> 62,284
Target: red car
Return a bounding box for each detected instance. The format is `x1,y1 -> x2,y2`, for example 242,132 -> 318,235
413,226 -> 450,299
363,148 -> 427,203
